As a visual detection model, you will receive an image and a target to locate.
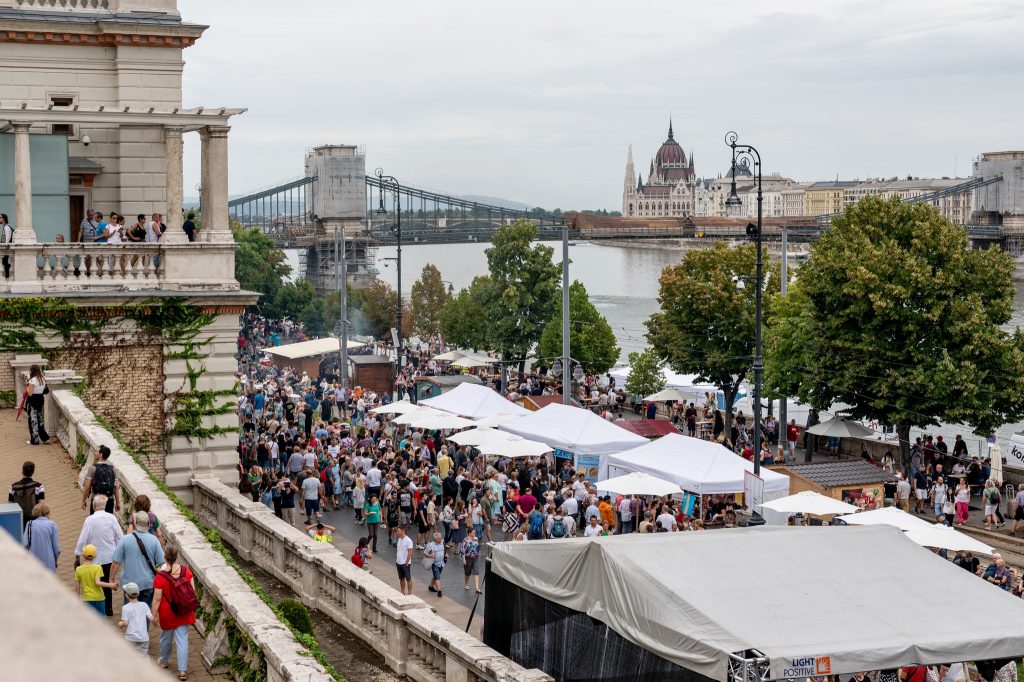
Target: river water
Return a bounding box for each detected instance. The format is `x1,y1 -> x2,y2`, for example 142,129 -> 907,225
287,242 -> 1024,454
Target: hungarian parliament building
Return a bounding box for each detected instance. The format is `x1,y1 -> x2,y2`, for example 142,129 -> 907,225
621,119 -> 973,224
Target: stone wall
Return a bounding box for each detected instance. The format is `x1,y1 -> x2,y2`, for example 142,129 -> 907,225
49,342 -> 167,476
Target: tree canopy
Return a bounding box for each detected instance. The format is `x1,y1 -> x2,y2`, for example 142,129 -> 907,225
765,196 -> 1024,456
538,280 -> 620,375
646,242 -> 778,436
484,220 -> 561,362
440,276 -> 494,351
625,348 -> 666,398
232,221 -> 290,305
349,279 -> 412,340
410,264 -> 451,341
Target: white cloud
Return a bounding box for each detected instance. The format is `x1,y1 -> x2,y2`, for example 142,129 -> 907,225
179,0 -> 1024,209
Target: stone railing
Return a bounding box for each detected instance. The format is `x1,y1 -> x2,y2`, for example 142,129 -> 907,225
0,241 -> 238,293
49,389 -> 333,682
192,477 -> 554,682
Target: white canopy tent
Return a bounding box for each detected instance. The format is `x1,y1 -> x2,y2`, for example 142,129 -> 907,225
487,526 -> 1024,681
609,366 -> 717,396
446,427 -> 502,446
499,403 -> 647,479
368,399 -> 419,415
261,336 -> 365,359
420,382 -> 529,420
903,524 -> 995,554
476,434 -> 553,459
604,434 -> 790,523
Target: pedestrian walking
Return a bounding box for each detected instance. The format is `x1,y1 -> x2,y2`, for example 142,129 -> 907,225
75,543 -> 119,616
110,511 -> 165,607
8,460 -> 45,529
74,495 -> 123,616
424,531 -> 446,598
152,544 -> 198,680
395,526 -> 414,596
81,445 -> 119,515
954,479 -> 971,526
461,527 -> 482,593
21,364 -> 50,445
119,582 -> 152,656
22,502 -> 59,572
364,494 -> 381,553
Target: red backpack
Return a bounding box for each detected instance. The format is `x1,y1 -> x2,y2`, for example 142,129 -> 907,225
159,567 -> 198,616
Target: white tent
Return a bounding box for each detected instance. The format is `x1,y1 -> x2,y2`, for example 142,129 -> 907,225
595,471 -> 682,497
487,526 -> 1024,681
761,490 -> 859,516
499,403 -> 647,479
391,406 -> 443,426
446,427 -> 502,446
903,524 -> 995,554
609,365 -> 718,396
368,399 -> 419,415
261,336 -> 364,359
838,506 -> 932,531
420,382 -> 529,420
604,433 -> 789,506
476,434 -> 553,458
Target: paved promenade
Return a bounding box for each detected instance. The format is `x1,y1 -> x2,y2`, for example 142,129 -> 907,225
0,412 -> 222,681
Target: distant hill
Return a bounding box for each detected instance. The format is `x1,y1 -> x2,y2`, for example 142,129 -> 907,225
458,195 -> 534,211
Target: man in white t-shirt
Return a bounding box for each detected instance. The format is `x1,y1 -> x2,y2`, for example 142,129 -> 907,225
618,495 -> 634,533
394,526 -> 414,595
583,515 -> 601,537
560,495 -> 579,519
657,509 -> 678,532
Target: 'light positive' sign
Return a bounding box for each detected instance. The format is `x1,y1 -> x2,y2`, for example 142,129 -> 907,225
782,656 -> 832,678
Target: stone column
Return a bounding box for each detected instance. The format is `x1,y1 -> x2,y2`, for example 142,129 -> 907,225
11,122 -> 35,244
199,127 -> 211,241
201,125 -> 233,243
162,126 -> 186,244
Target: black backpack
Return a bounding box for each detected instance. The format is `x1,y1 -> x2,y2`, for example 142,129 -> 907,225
92,462 -> 116,496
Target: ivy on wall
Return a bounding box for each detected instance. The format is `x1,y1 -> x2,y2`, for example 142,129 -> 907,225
0,296 -> 238,442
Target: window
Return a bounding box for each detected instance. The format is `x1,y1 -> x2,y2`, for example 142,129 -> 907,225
49,95 -> 75,136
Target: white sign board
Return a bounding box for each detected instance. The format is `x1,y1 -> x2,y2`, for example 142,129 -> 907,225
744,469 -> 764,514
1007,434 -> 1024,472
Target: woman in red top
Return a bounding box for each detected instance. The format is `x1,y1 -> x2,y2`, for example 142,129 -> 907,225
152,545 -> 196,680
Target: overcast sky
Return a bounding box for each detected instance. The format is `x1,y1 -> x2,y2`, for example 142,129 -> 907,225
179,0 -> 1024,211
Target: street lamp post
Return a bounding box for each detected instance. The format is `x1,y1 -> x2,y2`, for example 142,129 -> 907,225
561,220 -> 570,405
375,168 -> 403,371
725,131 -> 766,501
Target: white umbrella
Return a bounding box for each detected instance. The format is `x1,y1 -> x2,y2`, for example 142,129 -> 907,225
409,412 -> 477,430
761,490 -> 860,516
452,356 -> 492,369
990,443 -> 1004,485
433,350 -> 467,362
369,399 -> 419,415
476,435 -> 552,458
644,387 -> 693,403
446,427 -> 501,446
838,506 -> 931,531
595,471 -> 682,497
806,416 -> 876,438
903,524 -> 995,554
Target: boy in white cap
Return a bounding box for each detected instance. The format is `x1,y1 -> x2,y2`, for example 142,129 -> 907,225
119,581 -> 152,654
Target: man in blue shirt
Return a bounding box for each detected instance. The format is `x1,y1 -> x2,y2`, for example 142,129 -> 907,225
109,511 -> 165,607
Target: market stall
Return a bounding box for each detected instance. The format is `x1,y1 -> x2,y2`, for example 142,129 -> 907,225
499,403 -> 647,483
776,460 -> 893,511
484,526 -> 1024,682
261,336 -> 365,376
419,381 -> 529,420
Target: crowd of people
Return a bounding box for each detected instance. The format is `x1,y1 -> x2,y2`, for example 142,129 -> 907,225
9,448 -> 198,680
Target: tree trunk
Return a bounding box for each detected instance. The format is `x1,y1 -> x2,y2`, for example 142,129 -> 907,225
722,383 -> 738,447
897,424 -> 912,474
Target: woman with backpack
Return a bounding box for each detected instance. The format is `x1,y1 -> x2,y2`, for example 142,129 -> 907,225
152,544 -> 197,681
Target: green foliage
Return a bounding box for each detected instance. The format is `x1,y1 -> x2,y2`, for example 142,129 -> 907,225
624,348 -> 666,398
349,279 -> 411,339
646,242 -> 778,433
410,264 -> 451,340
766,196 -> 1024,444
440,276 -> 495,351
538,280 -> 619,374
0,389 -> 15,408
232,221 -> 291,306
278,598 -> 314,637
484,220 -> 561,360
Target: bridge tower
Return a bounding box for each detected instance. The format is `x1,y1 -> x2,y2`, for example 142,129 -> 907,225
304,145 -> 377,294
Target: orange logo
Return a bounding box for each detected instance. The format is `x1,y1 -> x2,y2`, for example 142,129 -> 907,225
816,658 -> 832,675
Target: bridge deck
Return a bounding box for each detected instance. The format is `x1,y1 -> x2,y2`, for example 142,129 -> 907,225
0,412 -> 222,680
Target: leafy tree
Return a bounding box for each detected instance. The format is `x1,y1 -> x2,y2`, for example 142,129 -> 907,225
766,196 -> 1024,463
625,348 -> 666,398
232,221 -> 290,306
267,280 -> 333,335
484,220 -> 561,366
440,276 -> 494,351
349,279 -> 411,340
646,242 -> 778,439
410,264 -> 451,341
538,280 -> 620,375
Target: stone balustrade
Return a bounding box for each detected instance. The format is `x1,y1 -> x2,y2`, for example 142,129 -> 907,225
0,241 -> 238,293
191,477 -> 554,682
49,389 -> 333,682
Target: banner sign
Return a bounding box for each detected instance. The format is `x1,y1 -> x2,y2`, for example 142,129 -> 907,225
743,469 -> 764,514
1007,434 -> 1024,472
576,453 -> 601,484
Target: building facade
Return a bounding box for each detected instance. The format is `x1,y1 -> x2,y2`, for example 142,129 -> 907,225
622,120 -> 698,218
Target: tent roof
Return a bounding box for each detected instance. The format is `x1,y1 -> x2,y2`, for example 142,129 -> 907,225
419,382 -> 529,420
262,337 -> 364,360
489,526 -> 1024,681
499,403 -> 646,456
619,419 -> 681,439
784,460 -> 894,488
605,433 -> 789,495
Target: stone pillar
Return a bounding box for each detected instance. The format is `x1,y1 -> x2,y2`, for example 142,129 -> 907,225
199,127 -> 211,241
162,126 -> 186,244
201,125 -> 232,243
11,122 -> 35,244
